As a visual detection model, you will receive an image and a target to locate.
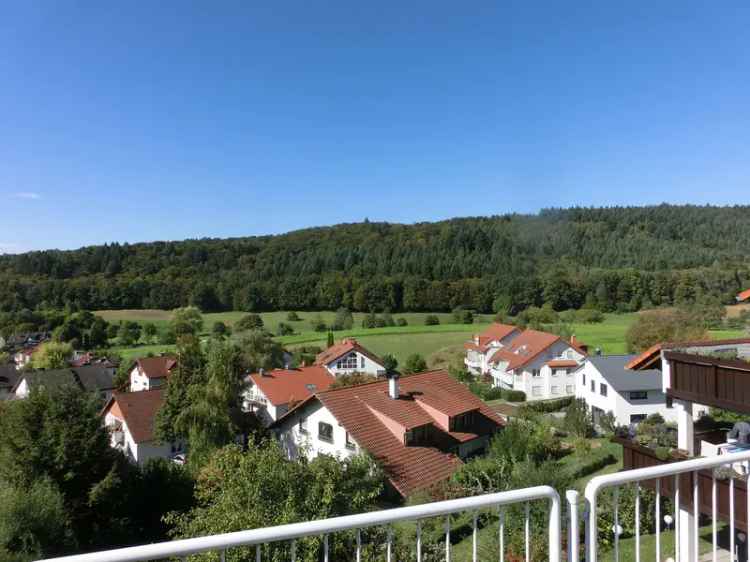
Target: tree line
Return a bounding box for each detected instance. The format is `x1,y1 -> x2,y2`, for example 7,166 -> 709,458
1,205 -> 748,315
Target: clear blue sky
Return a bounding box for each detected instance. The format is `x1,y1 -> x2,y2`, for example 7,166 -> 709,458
1,2 -> 748,253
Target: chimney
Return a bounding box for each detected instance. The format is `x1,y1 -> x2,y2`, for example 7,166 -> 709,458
387,372 -> 400,399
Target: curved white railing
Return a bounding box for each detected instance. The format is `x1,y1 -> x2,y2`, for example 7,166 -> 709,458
584,449 -> 750,562
39,485 -> 561,562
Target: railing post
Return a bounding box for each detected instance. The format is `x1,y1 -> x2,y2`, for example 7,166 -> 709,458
566,490 -> 579,562
585,491 -> 598,562
549,493 -> 562,562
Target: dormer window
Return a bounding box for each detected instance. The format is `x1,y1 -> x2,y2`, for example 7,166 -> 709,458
405,425 -> 429,446
450,411 -> 476,432
338,354 -> 358,370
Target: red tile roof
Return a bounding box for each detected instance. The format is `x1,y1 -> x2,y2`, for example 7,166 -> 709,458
274,370 -> 504,497
314,338 -> 383,368
738,289 -> 750,302
464,324 -> 520,352
104,389 -> 164,443
136,356 -> 177,379
248,366 -> 335,407
488,329 -> 563,371
626,337 -> 750,371
546,359 -> 579,368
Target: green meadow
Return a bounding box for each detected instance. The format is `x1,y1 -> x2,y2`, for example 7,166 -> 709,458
98,309 -> 743,365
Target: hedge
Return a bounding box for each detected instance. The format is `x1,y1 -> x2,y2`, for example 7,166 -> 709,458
519,396 -> 573,414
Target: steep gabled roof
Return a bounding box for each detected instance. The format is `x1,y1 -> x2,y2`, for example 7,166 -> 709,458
136,356 -> 177,379
103,389 -> 164,443
248,366 -> 335,407
314,338 -> 384,368
464,324 -> 520,352
489,329 -> 564,371
12,366 -> 115,395
274,370 -> 504,497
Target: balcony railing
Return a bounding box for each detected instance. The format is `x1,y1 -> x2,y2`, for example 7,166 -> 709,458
38,450 -> 750,562
39,485 -> 561,562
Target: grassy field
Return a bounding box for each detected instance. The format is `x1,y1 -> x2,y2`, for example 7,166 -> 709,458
99,309 -> 744,366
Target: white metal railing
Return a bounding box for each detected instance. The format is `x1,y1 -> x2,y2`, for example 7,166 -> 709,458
39,485 -> 561,562
583,449 -> 750,562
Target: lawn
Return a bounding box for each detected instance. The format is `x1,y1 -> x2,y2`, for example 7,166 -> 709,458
97,308 -> 742,366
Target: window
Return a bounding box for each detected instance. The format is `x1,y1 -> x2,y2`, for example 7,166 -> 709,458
318,422 -> 333,443
630,414 -> 647,424
629,391 -> 648,401
532,386 -> 542,397
339,354 -> 358,370
551,385 -> 559,395
666,396 -> 674,409
554,369 -> 567,377
590,380 -> 595,392
582,374 -> 586,386
565,385 -> 574,394
360,356 -> 365,369
600,383 -> 608,397
299,417 -> 308,434
451,411 -> 476,432
532,369 -> 541,377
551,369 -> 558,377
405,425 -> 428,446
345,432 -> 356,450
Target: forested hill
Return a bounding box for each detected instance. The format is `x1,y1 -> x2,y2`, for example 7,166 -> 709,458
2,205 -> 749,314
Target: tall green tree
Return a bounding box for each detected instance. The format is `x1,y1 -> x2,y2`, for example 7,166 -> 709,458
30,342 -> 73,370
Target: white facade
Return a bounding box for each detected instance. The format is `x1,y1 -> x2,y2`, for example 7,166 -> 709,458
103,410 -> 183,465
243,382 -> 287,426
464,331 -> 520,375
323,351 -> 385,378
275,400 -> 360,462
490,341 -> 584,401
574,356 -> 678,427
129,365 -> 166,392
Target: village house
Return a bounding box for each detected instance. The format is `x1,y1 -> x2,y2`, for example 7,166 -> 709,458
575,354 -> 677,427
102,389 -> 184,465
485,329 -> 587,400
129,355 -> 177,392
243,365 -> 335,426
0,362 -> 20,400
736,288 -> 750,303
314,337 -> 387,378
272,369 -> 504,497
13,364 -> 116,402
463,323 -> 522,375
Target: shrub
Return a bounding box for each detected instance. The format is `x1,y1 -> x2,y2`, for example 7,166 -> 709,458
396,318 -> 408,327
576,308 -> 604,323
564,398 -> 594,438
424,315 -> 440,326
503,389 -> 527,402
276,322 -> 295,336
452,307 -> 474,324
235,313 -> 264,332
573,437 -> 592,457
310,315 -> 327,332
403,354 -> 427,374
521,396 -> 573,414
331,308 -> 353,331
381,354 -> 398,373
286,312 -> 301,322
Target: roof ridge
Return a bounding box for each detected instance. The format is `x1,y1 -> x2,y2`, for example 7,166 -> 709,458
316,369 -> 449,396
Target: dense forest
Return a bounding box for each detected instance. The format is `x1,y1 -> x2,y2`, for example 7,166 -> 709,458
1,205 -> 749,315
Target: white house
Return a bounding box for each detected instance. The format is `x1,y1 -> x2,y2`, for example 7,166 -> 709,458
102,389 -> 184,465
129,356 -> 176,392
314,338 -> 386,377
243,365 -> 335,426
575,354 -> 677,427
464,323 -> 522,375
272,369 -> 505,497
487,329 -> 587,400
